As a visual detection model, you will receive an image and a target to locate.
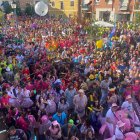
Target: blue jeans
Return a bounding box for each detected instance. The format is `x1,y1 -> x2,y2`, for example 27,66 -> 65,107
100,90 -> 108,105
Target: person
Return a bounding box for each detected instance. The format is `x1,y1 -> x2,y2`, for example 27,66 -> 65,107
52,109 -> 67,126
88,100 -> 102,133
115,121 -> 138,140
38,115 -> 52,140
61,119 -> 79,140
6,85 -> 20,108
8,126 -> 27,140
100,77 -> 110,105
36,96 -> 46,116
132,79 -> 140,101
73,89 -> 87,118
1,91 -> 10,107
45,93 -> 57,115
70,136 -> 79,140
105,103 -> 119,137
21,87 -> 33,108
121,95 -> 140,124
65,83 -> 76,111
48,120 -> 62,140
85,128 -> 96,140
80,119 -> 95,140
115,121 -> 125,140
107,85 -> 118,107
58,96 -> 69,114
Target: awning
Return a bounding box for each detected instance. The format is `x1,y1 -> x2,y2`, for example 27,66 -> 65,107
93,21 -> 114,27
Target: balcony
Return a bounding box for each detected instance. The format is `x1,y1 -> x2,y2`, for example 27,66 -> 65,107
119,0 -> 129,11
81,4 -> 89,11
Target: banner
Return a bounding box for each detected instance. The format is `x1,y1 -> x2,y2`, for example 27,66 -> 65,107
96,40 -> 103,49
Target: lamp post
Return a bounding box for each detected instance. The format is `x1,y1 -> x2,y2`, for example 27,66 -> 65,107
11,1 -> 17,28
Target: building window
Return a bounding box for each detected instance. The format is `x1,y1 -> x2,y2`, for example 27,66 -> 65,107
95,0 -> 100,5
70,0 -> 74,6
108,0 -> 112,4
69,14 -> 72,18
59,15 -> 63,18
60,1 -> 64,10
51,1 -> 55,7
51,14 -> 55,18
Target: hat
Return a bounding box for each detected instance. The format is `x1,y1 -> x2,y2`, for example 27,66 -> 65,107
52,120 -> 59,126
126,95 -> 132,100
28,115 -> 36,123
109,87 -> 116,92
68,119 -> 74,125
41,115 -> 48,123
111,103 -> 118,108
117,121 -> 125,128
78,89 -> 84,94
108,84 -> 116,92
89,74 -> 94,80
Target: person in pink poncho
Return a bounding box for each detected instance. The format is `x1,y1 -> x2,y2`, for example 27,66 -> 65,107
105,103 -> 119,137
49,120 -> 62,140
115,120 -> 138,140
121,95 -> 140,125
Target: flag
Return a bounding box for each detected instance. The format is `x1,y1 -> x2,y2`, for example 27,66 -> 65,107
109,25 -> 116,38
96,40 -> 103,49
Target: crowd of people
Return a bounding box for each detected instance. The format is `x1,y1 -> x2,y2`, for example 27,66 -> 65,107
0,16 -> 140,140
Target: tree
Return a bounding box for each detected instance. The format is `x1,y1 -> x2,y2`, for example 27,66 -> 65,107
135,12 -> 140,24
1,1 -> 12,14
16,3 -> 22,16
25,3 -> 34,16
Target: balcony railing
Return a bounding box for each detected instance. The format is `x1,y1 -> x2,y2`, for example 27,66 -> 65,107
82,4 -> 89,11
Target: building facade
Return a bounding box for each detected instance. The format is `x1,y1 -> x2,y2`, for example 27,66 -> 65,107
48,0 -> 79,18
83,0 -> 136,22
18,0 -> 79,18
133,0 -> 140,22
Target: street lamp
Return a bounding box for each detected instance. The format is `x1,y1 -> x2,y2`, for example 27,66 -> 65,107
11,3 -> 17,9
11,1 -> 17,27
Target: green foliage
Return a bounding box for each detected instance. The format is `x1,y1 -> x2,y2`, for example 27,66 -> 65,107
25,3 -> 35,16
2,1 -> 12,14
16,3 -> 22,16
135,12 -> 140,24
85,24 -> 110,39
2,1 -> 21,16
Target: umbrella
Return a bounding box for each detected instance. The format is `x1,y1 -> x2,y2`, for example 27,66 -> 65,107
93,21 -> 114,27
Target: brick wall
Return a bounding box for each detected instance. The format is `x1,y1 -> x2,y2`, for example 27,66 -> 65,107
93,0 -> 120,13
93,0 -> 135,13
